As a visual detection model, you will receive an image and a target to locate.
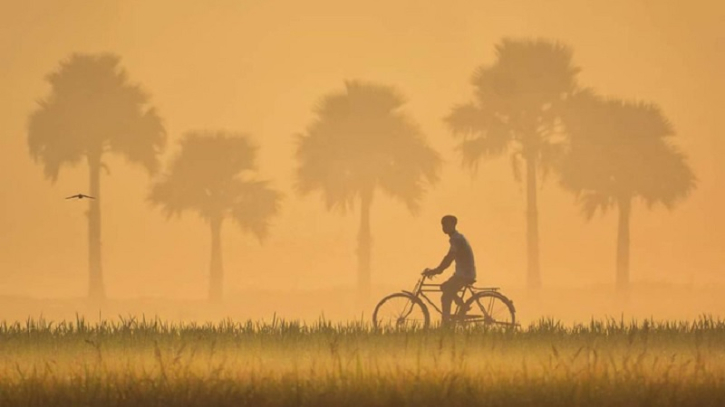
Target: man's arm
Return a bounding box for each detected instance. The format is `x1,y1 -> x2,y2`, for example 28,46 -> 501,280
429,246 -> 455,275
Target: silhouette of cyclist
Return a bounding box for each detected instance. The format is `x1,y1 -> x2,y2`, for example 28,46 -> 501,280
424,215 -> 476,324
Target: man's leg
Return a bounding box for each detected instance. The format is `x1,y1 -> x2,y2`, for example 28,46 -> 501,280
440,276 -> 466,324
452,288 -> 466,308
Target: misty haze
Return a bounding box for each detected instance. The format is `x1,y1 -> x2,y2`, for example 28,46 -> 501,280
1,1 -> 724,405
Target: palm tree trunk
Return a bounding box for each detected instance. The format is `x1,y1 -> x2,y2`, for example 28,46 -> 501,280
616,196 -> 632,293
525,155 -> 541,289
209,216 -> 224,302
357,189 -> 373,303
87,153 -> 105,302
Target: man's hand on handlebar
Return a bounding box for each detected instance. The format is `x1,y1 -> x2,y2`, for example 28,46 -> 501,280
422,268 -> 440,278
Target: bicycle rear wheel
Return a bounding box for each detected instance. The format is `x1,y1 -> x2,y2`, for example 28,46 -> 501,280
462,292 -> 516,328
373,293 -> 430,330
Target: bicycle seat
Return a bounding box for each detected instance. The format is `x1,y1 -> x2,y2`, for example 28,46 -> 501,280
457,280 -> 477,294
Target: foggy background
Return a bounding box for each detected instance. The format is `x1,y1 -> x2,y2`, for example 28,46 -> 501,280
1,0 -> 723,322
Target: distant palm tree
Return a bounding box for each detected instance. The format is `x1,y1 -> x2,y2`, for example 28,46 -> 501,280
296,81 -> 441,301
28,53 -> 165,301
149,131 -> 281,302
560,91 -> 696,292
446,38 -> 580,289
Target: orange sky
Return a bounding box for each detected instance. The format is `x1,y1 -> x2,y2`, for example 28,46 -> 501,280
0,0 -> 723,299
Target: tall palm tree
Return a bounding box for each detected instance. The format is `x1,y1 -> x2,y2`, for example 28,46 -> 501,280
560,91 -> 696,292
296,81 -> 441,302
149,131 -> 281,302
28,53 -> 165,301
446,38 -> 580,289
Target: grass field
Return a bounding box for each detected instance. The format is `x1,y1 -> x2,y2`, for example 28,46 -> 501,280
1,317 -> 725,406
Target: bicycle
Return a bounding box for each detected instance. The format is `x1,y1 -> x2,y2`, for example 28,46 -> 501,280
372,270 -> 517,329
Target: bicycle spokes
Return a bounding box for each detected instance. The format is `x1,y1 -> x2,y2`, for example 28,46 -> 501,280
464,292 -> 515,327
373,294 -> 429,329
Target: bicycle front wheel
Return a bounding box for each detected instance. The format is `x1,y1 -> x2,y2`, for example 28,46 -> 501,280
463,292 -> 516,328
373,293 -> 430,330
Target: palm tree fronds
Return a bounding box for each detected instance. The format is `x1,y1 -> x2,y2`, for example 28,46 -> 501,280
561,93 -> 696,217
578,191 -> 614,221
110,106 -> 166,174
451,38 -> 579,176
639,143 -> 697,210
296,81 -> 440,215
27,101 -> 85,182
230,180 -> 282,242
445,103 -> 487,137
150,131 -> 272,225
538,141 -> 565,183
28,53 -> 166,181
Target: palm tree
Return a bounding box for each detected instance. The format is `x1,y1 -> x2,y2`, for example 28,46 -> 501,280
28,53 -> 165,301
295,81 -> 441,302
149,131 -> 281,302
446,38 -> 580,289
560,91 -> 696,292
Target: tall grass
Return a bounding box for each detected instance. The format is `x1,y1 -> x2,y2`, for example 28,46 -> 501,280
1,316 -> 725,406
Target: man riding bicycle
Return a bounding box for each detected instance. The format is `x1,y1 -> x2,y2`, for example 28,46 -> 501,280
423,215 -> 476,325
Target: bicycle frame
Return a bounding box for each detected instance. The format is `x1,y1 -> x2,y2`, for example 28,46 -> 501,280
403,275 -> 499,317
373,273 -> 516,329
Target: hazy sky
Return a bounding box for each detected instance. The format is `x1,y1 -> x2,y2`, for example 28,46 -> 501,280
0,0 -> 723,299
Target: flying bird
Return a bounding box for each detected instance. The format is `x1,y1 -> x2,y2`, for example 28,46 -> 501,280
66,194 -> 96,200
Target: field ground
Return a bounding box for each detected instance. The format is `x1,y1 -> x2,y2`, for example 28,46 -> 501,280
2,285 -> 725,406
2,318 -> 725,406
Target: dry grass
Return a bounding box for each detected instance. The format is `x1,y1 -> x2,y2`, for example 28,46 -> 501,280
1,316 -> 725,406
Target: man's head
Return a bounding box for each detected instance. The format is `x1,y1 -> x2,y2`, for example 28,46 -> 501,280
441,215 -> 457,235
